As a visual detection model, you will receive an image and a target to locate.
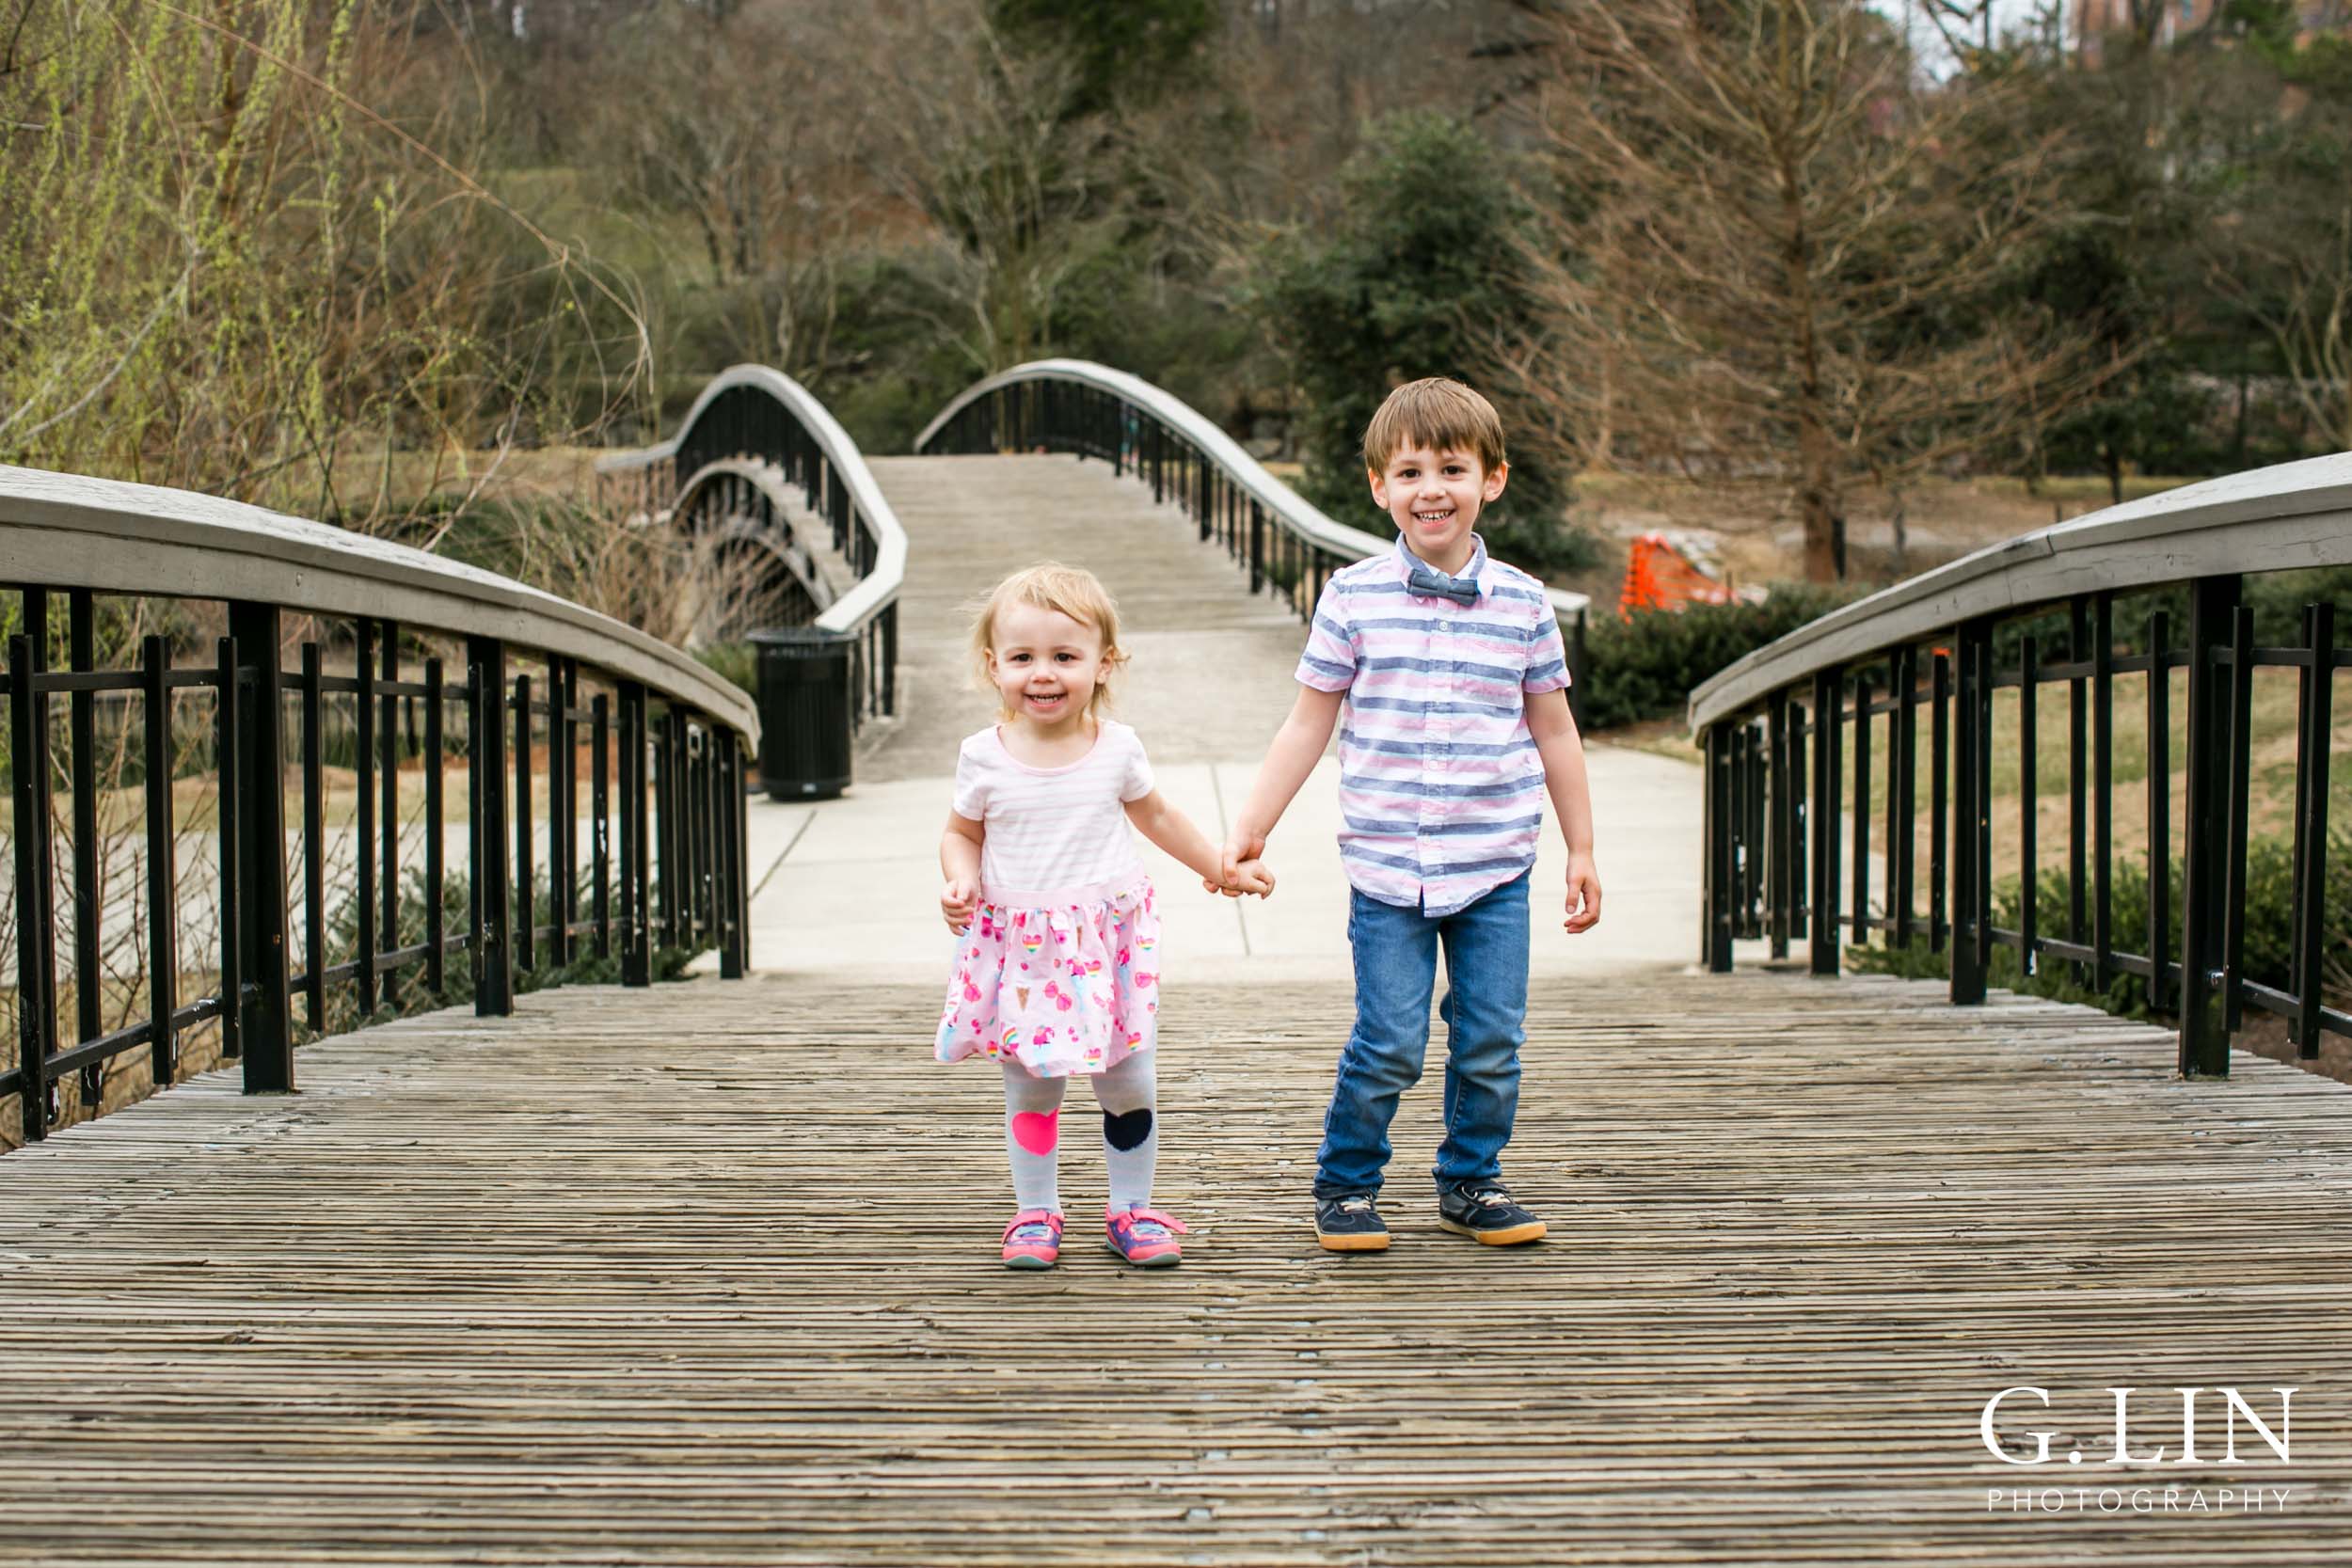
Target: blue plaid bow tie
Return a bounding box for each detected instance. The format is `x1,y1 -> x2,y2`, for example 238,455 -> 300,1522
1406,565 -> 1481,605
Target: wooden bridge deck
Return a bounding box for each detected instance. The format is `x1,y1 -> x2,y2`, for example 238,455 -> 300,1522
3,970 -> 2350,1564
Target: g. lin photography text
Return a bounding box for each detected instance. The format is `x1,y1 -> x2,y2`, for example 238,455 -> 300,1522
1982,1386 -> 2300,1515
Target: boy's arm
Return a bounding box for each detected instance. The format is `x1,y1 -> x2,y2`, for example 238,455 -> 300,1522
1221,685 -> 1344,882
1524,689 -> 1602,933
940,811 -> 984,932
1126,791 -> 1273,895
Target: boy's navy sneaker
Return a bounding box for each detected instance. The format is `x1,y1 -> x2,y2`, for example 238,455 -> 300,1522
1314,1193 -> 1391,1252
1436,1180 -> 1547,1246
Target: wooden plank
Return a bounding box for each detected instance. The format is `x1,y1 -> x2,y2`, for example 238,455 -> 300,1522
0,972 -> 2347,1564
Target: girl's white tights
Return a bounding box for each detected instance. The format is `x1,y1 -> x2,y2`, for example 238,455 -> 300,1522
1001,1052 -> 1159,1215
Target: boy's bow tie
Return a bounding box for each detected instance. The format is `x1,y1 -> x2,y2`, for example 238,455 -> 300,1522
1406,565 -> 1481,605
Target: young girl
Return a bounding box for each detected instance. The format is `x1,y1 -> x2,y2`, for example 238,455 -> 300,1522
936,562 -> 1270,1270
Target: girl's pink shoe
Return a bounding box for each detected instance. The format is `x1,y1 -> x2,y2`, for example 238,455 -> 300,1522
1104,1205 -> 1187,1268
1001,1210 -> 1063,1270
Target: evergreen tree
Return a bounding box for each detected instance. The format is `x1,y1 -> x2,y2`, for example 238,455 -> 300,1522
1249,112 -> 1580,571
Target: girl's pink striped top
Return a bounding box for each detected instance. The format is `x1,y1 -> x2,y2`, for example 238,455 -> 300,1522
1295,535 -> 1571,916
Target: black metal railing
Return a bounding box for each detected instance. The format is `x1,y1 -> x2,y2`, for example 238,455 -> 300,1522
916,359 -> 1593,722
4,467 -> 756,1146
1689,455 -> 2352,1076
597,365 -> 904,738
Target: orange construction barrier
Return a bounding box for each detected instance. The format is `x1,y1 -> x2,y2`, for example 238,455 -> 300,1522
1618,531 -> 1743,620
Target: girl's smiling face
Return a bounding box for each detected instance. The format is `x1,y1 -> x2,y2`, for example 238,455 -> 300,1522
986,599 -> 1109,734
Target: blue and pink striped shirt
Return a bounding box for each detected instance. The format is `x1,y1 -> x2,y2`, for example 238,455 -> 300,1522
1295,535 -> 1571,916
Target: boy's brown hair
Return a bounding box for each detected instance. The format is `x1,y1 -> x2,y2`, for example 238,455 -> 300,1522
1361,377 -> 1507,476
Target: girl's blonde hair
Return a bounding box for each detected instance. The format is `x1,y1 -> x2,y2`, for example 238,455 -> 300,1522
970,562 -> 1128,719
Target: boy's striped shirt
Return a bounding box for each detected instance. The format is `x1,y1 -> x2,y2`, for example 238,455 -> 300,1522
1295,534 -> 1570,916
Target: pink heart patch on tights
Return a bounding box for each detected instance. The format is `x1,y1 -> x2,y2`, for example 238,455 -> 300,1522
1010,1109 -> 1059,1155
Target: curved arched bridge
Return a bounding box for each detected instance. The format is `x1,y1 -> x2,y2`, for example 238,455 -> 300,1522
3,363 -> 2350,1564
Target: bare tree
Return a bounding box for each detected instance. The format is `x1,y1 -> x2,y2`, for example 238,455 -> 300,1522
2206,91 -> 2352,455
579,0 -> 878,381
1501,0 -> 2108,580
851,0 -> 1114,376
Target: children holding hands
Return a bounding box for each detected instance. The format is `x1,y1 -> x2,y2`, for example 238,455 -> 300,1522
936,377 -> 1599,1271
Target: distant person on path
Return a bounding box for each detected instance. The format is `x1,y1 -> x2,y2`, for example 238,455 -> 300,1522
936,563 -> 1273,1270
1222,378 -> 1602,1253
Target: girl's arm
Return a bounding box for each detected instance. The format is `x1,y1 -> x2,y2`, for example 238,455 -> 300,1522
941,811 -> 985,932
1126,791 -> 1273,895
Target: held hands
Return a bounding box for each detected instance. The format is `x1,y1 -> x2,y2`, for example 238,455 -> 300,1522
1202,857 -> 1276,898
1204,828 -> 1275,900
1564,853 -> 1602,934
941,876 -> 979,934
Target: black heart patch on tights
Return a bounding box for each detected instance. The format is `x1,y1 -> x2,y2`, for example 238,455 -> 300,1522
1102,1108 -> 1154,1152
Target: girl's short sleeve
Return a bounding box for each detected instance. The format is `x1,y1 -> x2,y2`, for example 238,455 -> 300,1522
1119,726 -> 1155,803
951,737 -> 990,820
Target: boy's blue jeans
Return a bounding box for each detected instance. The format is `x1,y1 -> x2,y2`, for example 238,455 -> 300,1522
1314,871 -> 1530,1198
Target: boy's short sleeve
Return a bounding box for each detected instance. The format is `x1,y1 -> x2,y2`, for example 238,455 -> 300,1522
1119,726 -> 1155,803
951,736 -> 990,820
1524,606 -> 1572,693
1295,578 -> 1357,692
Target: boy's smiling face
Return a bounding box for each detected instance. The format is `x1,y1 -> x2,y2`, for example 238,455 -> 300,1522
1368,437 -> 1508,578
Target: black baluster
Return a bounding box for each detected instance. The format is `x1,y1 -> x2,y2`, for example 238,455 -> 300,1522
380,622 -> 399,1002
142,636 -> 176,1090
424,657 -> 445,998
1767,691 -> 1791,959
2290,603 -> 2333,1057
1891,645 -> 1916,950
2021,634 -> 2039,976
1851,668 -> 1871,948
469,636 -> 512,1018
1952,622 -> 1990,1006
2092,593 -> 2114,991
1931,651 -> 1949,954
69,591 -> 99,1108
1704,721 -> 1733,973
620,680 -> 649,987
2219,605 -> 2254,1033
355,617 -> 377,1015
215,635 -> 241,1061
515,670 -> 533,974
593,692 -> 612,961
2147,610 -> 2172,1012
301,641 -> 326,1032
228,602 -> 292,1094
1810,664 -> 1843,977
555,658 -> 576,968
8,632 -> 55,1140
2178,578 -> 2239,1075
2068,597 -> 2089,986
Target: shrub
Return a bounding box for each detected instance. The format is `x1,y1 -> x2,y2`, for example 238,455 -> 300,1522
312,866 -> 708,1038
1580,584 -> 1867,732
1848,830 -> 2350,1028
696,642 -> 759,702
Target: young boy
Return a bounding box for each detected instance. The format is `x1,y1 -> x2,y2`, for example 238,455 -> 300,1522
1223,377 -> 1602,1252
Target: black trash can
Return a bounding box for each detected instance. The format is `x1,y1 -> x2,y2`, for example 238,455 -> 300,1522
750,627 -> 853,800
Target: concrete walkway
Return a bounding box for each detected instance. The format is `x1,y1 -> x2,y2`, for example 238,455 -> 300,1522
732,454 -> 1707,985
